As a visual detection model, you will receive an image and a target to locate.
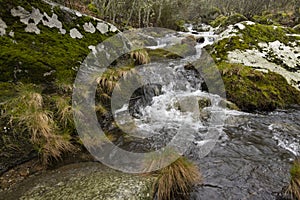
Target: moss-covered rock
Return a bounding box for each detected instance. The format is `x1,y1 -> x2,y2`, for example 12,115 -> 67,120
210,15 -> 228,28
200,7 -> 222,24
0,0 -> 117,85
208,22 -> 297,61
210,13 -> 247,28
252,12 -> 294,26
294,24 -> 300,33
218,62 -> 300,112
0,0 -> 118,169
147,43 -> 196,61
175,19 -> 188,32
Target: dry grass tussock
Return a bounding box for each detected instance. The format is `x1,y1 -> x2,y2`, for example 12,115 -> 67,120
154,157 -> 202,200
96,66 -> 136,100
130,49 -> 150,65
2,85 -> 74,165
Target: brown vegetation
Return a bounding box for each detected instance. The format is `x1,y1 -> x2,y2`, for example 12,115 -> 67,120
154,157 -> 202,200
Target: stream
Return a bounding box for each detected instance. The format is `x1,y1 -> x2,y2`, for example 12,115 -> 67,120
2,25 -> 300,199
117,25 -> 300,199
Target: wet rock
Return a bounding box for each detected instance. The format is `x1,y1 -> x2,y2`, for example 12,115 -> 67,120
182,35 -> 197,46
129,84 -> 162,118
1,163 -> 156,200
196,37 -> 205,43
218,99 -> 239,110
177,96 -> 212,118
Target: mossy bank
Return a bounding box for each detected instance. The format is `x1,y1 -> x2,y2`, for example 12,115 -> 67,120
0,0 -> 118,173
206,20 -> 300,112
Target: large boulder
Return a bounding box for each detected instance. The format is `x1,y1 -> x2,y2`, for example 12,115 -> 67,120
1,162 -> 156,200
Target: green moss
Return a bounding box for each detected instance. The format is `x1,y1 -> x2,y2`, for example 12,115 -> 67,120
147,44 -> 196,61
210,15 -> 228,28
218,62 -> 300,112
147,48 -> 181,61
252,12 -> 293,26
87,3 -> 101,15
210,13 -> 247,28
252,15 -> 279,26
175,19 -> 187,32
294,24 -> 300,33
0,9 -> 112,85
0,82 -> 18,102
291,160 -> 300,180
0,0 -> 120,165
286,159 -> 300,200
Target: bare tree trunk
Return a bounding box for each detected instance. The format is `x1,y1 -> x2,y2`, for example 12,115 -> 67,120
126,0 -> 136,26
138,8 -> 142,27
156,0 -> 163,24
295,0 -> 300,23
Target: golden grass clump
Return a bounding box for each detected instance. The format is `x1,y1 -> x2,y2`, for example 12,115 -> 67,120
286,159 -> 300,200
2,84 -> 74,165
130,49 -> 150,65
52,96 -> 74,129
96,66 -> 135,100
154,157 -> 202,200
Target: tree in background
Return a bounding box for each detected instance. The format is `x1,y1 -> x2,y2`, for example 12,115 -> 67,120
52,0 -> 300,28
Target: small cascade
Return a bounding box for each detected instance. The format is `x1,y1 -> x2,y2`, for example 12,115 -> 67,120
112,25 -> 226,155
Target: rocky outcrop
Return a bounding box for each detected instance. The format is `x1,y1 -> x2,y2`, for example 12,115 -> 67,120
206,21 -> 300,111
1,162 -> 156,200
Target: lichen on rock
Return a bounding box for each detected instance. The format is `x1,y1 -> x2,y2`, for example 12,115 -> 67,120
70,27 -> 83,39
83,22 -> 96,33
